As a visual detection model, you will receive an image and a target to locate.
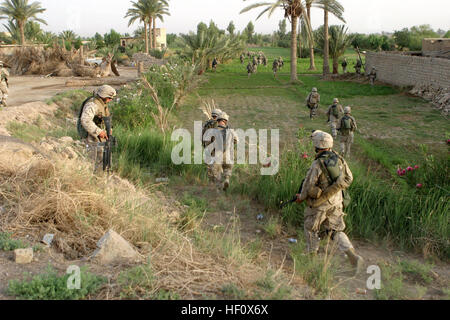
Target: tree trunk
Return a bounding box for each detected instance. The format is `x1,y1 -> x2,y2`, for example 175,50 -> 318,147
323,9 -> 330,76
19,20 -> 26,45
332,57 -> 339,74
148,19 -> 153,49
290,15 -> 298,82
307,5 -> 316,70
144,23 -> 149,54
153,18 -> 157,49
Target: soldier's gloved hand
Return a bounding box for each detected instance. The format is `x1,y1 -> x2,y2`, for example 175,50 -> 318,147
295,194 -> 304,204
98,131 -> 108,140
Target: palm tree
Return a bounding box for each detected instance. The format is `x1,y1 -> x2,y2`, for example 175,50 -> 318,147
0,0 -> 46,45
305,0 -> 316,70
149,0 -> 169,50
125,0 -> 151,53
315,0 -> 345,76
60,30 -> 76,42
316,25 -> 353,74
241,0 -> 313,82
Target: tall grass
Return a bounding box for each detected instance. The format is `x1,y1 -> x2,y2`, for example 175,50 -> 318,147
230,129 -> 449,259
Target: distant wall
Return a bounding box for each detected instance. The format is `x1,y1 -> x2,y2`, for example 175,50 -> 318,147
0,44 -> 45,56
422,38 -> 450,56
365,51 -> 450,89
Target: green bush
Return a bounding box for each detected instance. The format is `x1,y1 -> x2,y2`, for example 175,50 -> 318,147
0,232 -> 28,251
7,266 -> 106,300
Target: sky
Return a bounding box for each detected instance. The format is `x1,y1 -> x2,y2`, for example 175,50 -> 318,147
1,0 -> 449,37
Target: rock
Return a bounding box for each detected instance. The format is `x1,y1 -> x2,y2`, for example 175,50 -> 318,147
40,142 -> 55,152
14,248 -> 34,264
90,229 -> 141,265
59,136 -> 74,144
155,178 -> 169,183
42,234 -> 55,246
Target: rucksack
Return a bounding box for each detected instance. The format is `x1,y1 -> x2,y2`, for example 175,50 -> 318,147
77,95 -> 106,140
332,105 -> 339,117
309,93 -> 318,104
315,151 -> 352,209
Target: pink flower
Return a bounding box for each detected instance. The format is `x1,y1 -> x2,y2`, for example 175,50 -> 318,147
302,153 -> 309,159
416,184 -> 423,188
414,165 -> 419,170
407,166 -> 413,172
402,169 -> 406,175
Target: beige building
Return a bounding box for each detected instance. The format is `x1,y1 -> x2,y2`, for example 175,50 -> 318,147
422,38 -> 450,58
120,28 -> 167,49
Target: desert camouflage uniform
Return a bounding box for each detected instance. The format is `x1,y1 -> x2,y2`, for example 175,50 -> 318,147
326,103 -> 344,139
338,113 -> 357,158
0,67 -> 9,106
211,125 -> 239,190
341,59 -> 348,74
247,62 -> 256,78
80,97 -> 110,173
240,54 -> 245,64
272,59 -> 279,78
203,119 -> 219,179
297,151 -> 354,253
369,68 -> 377,86
306,91 -> 321,119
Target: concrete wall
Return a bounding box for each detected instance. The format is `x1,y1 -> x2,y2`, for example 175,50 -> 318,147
365,51 -> 450,89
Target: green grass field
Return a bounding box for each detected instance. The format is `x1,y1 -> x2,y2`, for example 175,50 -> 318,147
178,46 -> 449,259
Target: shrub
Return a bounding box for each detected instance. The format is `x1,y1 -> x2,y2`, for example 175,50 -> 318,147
7,266 -> 106,300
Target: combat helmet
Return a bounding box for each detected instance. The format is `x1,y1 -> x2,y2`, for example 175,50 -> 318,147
211,109 -> 223,118
333,98 -> 339,104
217,112 -> 229,122
312,87 -> 318,93
344,106 -> 351,114
311,130 -> 333,149
96,85 -> 117,99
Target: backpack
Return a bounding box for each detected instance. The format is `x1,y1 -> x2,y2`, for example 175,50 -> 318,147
77,95 -> 106,140
309,93 -> 318,104
331,105 -> 339,117
315,151 -> 352,209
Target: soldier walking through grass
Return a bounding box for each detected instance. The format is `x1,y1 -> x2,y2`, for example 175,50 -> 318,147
338,107 -> 357,158
202,108 -> 222,180
209,112 -> 239,192
306,87 -> 321,120
354,59 -> 362,75
272,59 -> 280,78
326,98 -> 344,139
341,58 -> 348,74
78,85 -> 117,174
369,66 -> 377,86
296,130 -> 364,274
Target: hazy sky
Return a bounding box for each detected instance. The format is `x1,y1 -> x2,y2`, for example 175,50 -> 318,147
1,0 -> 448,37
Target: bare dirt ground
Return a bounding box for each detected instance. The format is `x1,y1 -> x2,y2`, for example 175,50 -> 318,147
7,66 -> 138,107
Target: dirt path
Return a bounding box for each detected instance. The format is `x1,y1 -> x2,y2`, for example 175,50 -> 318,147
7,67 -> 138,107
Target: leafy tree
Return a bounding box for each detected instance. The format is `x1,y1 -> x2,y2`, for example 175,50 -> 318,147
166,33 -> 177,46
104,29 -> 121,47
125,0 -> 151,53
316,0 -> 346,76
243,21 -> 255,44
0,0 -> 47,45
444,30 -> 450,38
316,25 -> 353,73
227,21 -> 235,35
393,28 -> 411,50
60,30 -> 76,42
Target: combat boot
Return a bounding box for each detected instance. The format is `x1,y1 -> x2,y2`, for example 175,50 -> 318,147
345,248 -> 364,275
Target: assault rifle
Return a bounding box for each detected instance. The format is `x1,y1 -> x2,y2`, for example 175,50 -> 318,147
279,179 -> 305,209
101,116 -> 117,173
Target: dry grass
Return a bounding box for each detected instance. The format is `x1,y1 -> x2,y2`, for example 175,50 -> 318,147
0,152 -> 274,299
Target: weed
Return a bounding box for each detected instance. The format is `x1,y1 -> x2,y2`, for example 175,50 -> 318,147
263,216 -> 282,238
221,283 -> 246,300
0,232 -> 28,251
6,122 -> 46,143
397,259 -> 434,285
7,266 -> 106,300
